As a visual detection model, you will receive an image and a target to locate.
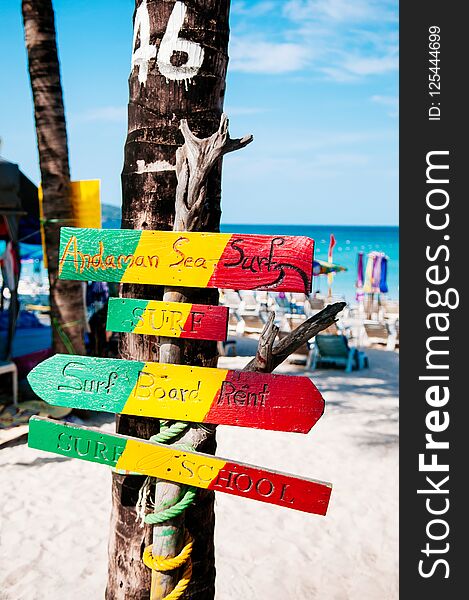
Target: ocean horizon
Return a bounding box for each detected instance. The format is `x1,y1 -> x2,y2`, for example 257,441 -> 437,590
220,224 -> 399,302
18,223 -> 398,304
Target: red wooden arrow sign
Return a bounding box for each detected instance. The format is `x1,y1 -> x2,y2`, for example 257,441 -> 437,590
27,355 -> 325,433
58,228 -> 314,293
29,417 -> 332,516
106,298 -> 229,341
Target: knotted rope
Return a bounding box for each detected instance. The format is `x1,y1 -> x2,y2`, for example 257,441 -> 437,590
140,421 -> 196,600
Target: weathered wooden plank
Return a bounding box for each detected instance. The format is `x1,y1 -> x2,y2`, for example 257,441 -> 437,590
106,298 -> 229,341
28,417 -> 332,516
27,354 -> 324,433
58,227 -> 314,293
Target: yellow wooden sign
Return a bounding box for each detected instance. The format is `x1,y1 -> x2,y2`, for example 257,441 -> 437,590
39,180 -> 101,268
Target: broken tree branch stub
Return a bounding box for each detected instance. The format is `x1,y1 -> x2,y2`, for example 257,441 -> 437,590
152,115 -> 252,597
246,302 -> 347,372
174,115 -> 253,231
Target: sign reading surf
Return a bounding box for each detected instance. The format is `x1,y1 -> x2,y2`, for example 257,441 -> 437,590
58,227 -> 314,292
106,298 -> 229,341
29,417 -> 332,516
27,355 -> 324,433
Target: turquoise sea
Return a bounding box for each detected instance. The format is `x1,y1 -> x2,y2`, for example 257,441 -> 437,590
221,224 -> 399,303
17,224 -> 398,304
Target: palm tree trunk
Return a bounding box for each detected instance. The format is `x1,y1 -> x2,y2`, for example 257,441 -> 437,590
22,0 -> 86,355
106,1 -> 231,598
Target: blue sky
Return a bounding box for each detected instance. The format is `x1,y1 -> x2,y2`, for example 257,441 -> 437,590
0,0 -> 398,225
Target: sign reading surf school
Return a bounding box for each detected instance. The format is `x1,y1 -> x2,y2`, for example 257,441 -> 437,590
58,227 -> 314,292
106,298 -> 229,341
27,355 -> 324,433
29,417 -> 332,516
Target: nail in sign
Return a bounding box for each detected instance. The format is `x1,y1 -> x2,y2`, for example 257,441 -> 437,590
27,355 -> 324,433
58,227 -> 314,293
106,298 -> 229,341
28,417 -> 332,516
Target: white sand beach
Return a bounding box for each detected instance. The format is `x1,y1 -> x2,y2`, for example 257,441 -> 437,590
0,348 -> 398,600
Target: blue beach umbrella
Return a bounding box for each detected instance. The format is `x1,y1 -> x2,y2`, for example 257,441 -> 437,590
379,256 -> 389,294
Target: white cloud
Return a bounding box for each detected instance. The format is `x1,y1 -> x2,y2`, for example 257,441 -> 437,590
224,152 -> 370,182
321,48 -> 398,81
371,94 -> 399,117
284,0 -> 396,24
230,39 -> 309,74
74,106 -> 127,123
230,0 -> 398,81
343,53 -> 398,76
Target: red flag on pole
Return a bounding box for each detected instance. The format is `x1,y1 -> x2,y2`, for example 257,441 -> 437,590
327,234 -> 336,295
328,233 -> 336,263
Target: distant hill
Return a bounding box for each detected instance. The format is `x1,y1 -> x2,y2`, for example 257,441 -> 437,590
102,203 -> 121,228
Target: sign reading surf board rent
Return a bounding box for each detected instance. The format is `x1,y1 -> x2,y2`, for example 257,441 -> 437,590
106,298 -> 229,341
27,355 -> 324,433
29,417 -> 332,516
58,227 -> 314,292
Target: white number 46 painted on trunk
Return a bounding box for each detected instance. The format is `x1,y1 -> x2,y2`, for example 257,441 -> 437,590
131,0 -> 205,88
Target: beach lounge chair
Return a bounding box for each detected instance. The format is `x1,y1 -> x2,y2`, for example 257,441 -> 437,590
320,321 -> 340,335
306,296 -> 325,316
383,300 -> 399,318
0,361 -> 18,405
274,293 -> 291,311
256,291 -> 270,308
308,297 -> 325,310
221,290 -> 242,310
217,339 -> 237,357
239,291 -> 259,313
364,321 -> 398,351
309,334 -> 369,372
227,310 -> 241,334
288,293 -> 307,314
239,313 -> 266,335
281,313 -> 307,332
276,330 -> 311,365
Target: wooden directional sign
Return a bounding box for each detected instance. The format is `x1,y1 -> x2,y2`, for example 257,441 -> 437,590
27,355 -> 324,433
106,298 -> 229,341
58,227 -> 314,293
28,417 -> 332,515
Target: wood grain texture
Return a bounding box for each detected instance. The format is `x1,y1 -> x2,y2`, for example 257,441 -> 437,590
58,227 -> 314,293
21,0 -> 86,355
110,1 -> 233,597
149,110 -> 255,597
27,354 -> 324,433
28,417 -> 332,516
106,298 -> 229,341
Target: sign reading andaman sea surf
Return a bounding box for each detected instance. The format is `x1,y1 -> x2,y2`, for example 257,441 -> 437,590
106,298 -> 229,341
29,417 -> 332,515
27,355 -> 324,433
58,227 -> 314,292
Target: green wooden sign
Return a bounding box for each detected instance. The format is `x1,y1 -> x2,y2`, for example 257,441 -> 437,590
106,298 -> 229,341
58,227 -> 314,293
27,354 -> 324,433
28,417 -> 332,515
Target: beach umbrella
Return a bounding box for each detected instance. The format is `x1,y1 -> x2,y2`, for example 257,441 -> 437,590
327,233 -> 336,296
379,256 -> 389,294
362,251 -> 389,317
363,253 -> 374,293
356,252 -> 364,302
371,253 -> 382,293
313,259 -> 347,276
